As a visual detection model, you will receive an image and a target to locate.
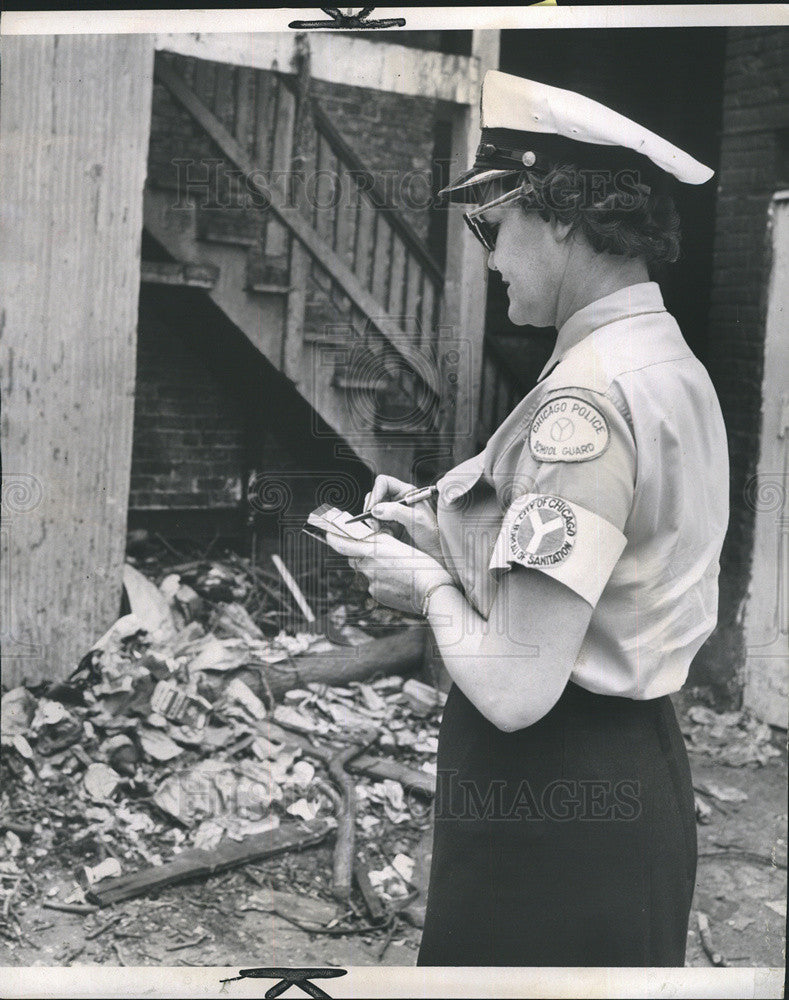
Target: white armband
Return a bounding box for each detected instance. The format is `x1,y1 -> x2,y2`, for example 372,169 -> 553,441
488,493 -> 627,608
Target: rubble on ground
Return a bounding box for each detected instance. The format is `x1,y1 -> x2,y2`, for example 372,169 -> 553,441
681,704 -> 782,767
0,540 -> 442,948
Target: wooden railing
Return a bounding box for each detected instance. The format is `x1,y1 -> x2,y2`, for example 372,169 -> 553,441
282,73 -> 445,345
477,337 -> 529,450
153,51 -> 444,391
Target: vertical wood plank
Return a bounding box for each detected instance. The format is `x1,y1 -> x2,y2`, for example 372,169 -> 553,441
354,195 -> 377,292
253,68 -> 277,172
191,57 -> 217,111
371,217 -> 391,309
420,275 -> 435,349
479,351 -> 496,445
0,34 -> 155,684
278,80 -> 305,383
334,164 -> 356,270
314,135 -> 336,249
213,62 -> 235,132
404,255 -> 422,341
235,65 -> 255,159
266,76 -> 296,262
283,234 -> 308,384
440,30 -> 500,463
271,77 -> 296,188
387,238 -> 406,319
496,367 -> 511,427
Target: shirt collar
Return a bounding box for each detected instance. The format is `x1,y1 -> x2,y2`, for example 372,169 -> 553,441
538,282 -> 667,382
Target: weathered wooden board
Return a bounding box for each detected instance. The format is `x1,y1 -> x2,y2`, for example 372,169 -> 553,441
0,35 -> 155,685
89,819 -> 334,907
387,239 -> 407,319
334,165 -> 358,273
234,65 -> 256,159
154,33 -> 480,105
354,196 -> 378,293
404,258 -> 422,341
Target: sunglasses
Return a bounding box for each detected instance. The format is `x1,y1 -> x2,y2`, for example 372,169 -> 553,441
462,184 -> 534,252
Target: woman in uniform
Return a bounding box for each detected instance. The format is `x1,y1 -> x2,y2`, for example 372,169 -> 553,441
324,71 -> 729,967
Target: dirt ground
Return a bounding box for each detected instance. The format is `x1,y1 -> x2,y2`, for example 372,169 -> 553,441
1,701 -> 785,973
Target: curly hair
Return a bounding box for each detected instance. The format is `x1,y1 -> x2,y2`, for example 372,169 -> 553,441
519,164 -> 682,266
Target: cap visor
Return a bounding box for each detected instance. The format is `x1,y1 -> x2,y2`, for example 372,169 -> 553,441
438,166 -> 522,202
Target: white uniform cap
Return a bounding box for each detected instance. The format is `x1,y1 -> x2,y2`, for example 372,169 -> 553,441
440,70 -> 714,200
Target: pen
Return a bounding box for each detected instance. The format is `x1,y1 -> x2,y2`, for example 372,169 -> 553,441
345,483 -> 439,523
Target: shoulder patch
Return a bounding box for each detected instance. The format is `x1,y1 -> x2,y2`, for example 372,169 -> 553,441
529,395 -> 610,463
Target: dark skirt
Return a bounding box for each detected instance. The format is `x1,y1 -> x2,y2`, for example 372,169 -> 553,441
417,680 -> 697,967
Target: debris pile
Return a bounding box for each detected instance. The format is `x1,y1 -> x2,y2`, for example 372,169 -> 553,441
1,546 -> 444,951
682,705 -> 782,768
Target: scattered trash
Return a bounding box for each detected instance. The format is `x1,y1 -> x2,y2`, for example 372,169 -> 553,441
1,688 -> 37,739
683,707 -> 782,766
152,759 -> 281,831
286,799 -> 321,822
10,540 -> 779,961
401,678 -> 446,717
123,563 -> 178,635
83,763 -> 121,801
391,853 -> 415,884
694,780 -> 749,803
367,864 -> 410,902
695,794 -> 713,825
696,911 -> 729,967
87,818 -> 334,906
84,858 -> 123,886
138,728 -> 183,762
150,681 -> 211,729
220,678 -> 268,722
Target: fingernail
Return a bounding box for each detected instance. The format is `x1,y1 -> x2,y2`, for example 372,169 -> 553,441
371,504 -> 384,516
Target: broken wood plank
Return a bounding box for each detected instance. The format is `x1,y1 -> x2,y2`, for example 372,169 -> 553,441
263,625 -> 427,700
87,818 -> 334,907
353,860 -> 387,924
345,755 -> 435,799
42,901 -> 99,914
140,259 -> 219,289
271,554 -> 316,623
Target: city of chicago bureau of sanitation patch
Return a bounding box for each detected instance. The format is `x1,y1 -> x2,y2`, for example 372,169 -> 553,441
529,394 -> 610,463
509,495 -> 577,567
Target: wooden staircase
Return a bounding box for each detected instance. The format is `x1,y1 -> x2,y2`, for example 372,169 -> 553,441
143,51 -> 455,481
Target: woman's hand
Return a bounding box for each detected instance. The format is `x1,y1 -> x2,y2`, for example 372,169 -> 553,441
364,474 -> 444,565
323,527 -> 454,616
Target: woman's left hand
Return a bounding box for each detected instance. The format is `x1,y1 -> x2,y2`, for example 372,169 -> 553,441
323,529 -> 455,615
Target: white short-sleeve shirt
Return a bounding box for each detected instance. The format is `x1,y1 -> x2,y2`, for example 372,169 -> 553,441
436,282 -> 729,700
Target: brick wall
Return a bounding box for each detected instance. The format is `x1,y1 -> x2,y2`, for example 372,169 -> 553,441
148,54 -> 441,244
695,27 -> 789,699
310,78 -> 440,241
130,286 -> 375,526
130,299 -> 246,509
141,52 -> 445,518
